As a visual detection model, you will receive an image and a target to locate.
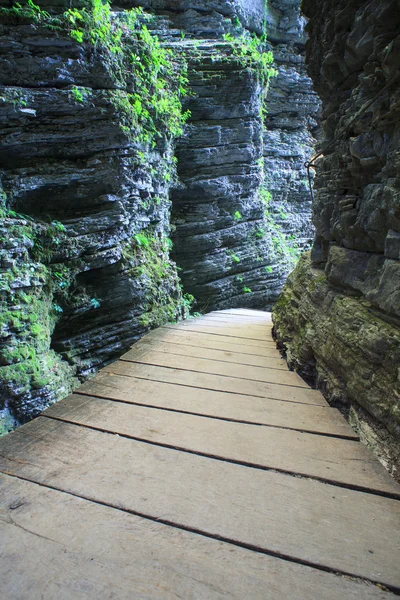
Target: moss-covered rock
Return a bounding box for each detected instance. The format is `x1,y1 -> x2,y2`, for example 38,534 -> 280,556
0,1 -> 189,430
273,254 -> 400,479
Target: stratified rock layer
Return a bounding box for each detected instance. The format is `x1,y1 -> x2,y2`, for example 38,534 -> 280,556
0,0 -> 316,430
0,7 -> 187,431
273,0 -> 400,478
264,0 -> 319,250
166,0 -> 318,310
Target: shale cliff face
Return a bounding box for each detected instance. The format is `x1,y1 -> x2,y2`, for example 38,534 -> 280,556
0,0 -> 316,431
165,0 -> 319,310
0,3 -> 189,431
273,0 -> 400,477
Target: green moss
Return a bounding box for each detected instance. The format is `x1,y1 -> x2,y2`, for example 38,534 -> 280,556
0,411 -> 16,437
0,350 -> 76,397
123,228 -> 189,329
0,1 -> 189,148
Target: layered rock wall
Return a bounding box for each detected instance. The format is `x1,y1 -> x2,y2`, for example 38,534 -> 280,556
0,0 -> 316,430
159,0 -> 318,310
0,3 -> 188,431
264,0 -> 319,250
273,0 -> 400,478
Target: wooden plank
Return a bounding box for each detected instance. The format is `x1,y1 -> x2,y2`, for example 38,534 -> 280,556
45,394 -> 396,491
215,308 -> 272,319
185,316 -> 273,329
1,418 -> 399,587
146,328 -> 280,357
166,322 -> 273,342
121,348 -> 307,388
196,317 -> 272,327
192,311 -> 272,320
131,336 -> 288,370
78,373 -> 356,438
1,474 -> 392,600
104,361 -> 327,405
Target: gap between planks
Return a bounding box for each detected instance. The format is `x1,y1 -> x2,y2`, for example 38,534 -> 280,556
119,353 -> 308,389
42,395 -> 397,497
1,418 -> 399,589
73,389 -> 359,440
145,328 -> 280,357
104,361 -> 326,405
1,472 -> 396,599
77,373 -> 352,436
129,337 -> 288,370
163,324 -> 275,344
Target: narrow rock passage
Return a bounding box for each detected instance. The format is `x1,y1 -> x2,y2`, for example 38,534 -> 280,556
1,310 -> 399,599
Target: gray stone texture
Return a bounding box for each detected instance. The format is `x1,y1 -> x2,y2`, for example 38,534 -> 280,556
0,0 -> 316,428
273,0 -> 400,478
148,0 -> 319,310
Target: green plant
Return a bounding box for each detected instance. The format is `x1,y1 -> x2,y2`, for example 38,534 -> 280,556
234,210 -> 243,221
1,1 -> 190,148
133,232 -> 151,248
260,187 -> 273,207
243,286 -> 252,294
183,293 -> 195,313
70,86 -> 91,104
227,250 -> 241,263
0,0 -> 49,23
223,32 -> 277,89
254,227 -> 265,239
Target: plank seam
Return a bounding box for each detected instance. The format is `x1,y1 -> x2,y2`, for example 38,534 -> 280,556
190,322 -> 273,331
41,415 -> 399,500
143,338 -> 281,358
119,358 -> 310,390
101,370 -> 329,407
2,471 -> 398,595
132,345 -> 287,371
207,314 -> 271,320
163,325 -> 275,343
68,391 -> 360,440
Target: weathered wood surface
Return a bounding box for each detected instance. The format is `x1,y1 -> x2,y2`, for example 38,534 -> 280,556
145,327 -> 280,356
1,309 -> 399,599
120,347 -> 308,387
1,417 -> 400,588
164,324 -> 274,345
1,474 -> 392,600
78,372 -> 358,437
104,360 -> 327,405
45,393 -> 395,491
126,335 -> 288,369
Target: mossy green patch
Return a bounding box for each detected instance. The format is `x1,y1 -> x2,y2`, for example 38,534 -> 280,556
123,228 -> 189,329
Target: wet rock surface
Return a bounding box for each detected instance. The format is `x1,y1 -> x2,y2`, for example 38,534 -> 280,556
273,0 -> 400,478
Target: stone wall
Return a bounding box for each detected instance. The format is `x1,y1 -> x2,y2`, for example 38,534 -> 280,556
0,4 -> 188,431
0,0 -> 316,430
273,0 -> 400,479
163,0 -> 318,310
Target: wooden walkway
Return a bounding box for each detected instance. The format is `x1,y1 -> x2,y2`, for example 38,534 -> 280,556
1,309 -> 399,599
